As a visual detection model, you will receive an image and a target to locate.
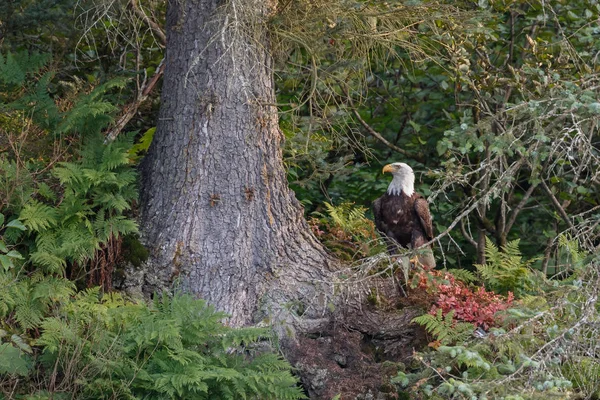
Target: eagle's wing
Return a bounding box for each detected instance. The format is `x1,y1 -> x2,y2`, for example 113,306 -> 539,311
372,196 -> 387,234
414,197 -> 434,242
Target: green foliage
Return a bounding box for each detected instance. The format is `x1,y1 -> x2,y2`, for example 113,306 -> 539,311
0,52 -> 51,87
3,1 -> 600,399
309,201 -> 381,260
55,78 -> 128,136
0,50 -> 126,138
128,127 -> 156,163
0,212 -> 74,330
447,268 -> 477,284
30,292 -> 305,400
0,342 -> 31,376
0,212 -> 73,380
1,203 -> 302,399
323,202 -> 373,239
412,309 -> 474,346
17,135 -> 139,279
562,356 -> 600,398
475,237 -> 539,297
0,214 -> 25,271
395,246 -> 599,399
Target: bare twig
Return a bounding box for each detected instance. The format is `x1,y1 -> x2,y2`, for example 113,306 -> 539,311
130,0 -> 166,46
342,85 -> 425,163
460,217 -> 478,248
104,59 -> 165,143
540,180 -> 575,230
505,182 -> 538,233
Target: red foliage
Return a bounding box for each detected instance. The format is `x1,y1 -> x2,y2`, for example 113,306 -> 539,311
414,269 -> 514,330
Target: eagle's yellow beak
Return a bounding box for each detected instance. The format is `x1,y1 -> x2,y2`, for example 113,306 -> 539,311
382,164 -> 395,174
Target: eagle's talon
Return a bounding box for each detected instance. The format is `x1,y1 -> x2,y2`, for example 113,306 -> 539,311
409,256 -> 421,268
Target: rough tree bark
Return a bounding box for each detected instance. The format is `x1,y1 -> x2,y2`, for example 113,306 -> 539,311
139,0 -> 332,326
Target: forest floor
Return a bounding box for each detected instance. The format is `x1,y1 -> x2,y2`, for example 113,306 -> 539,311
288,283 -> 429,399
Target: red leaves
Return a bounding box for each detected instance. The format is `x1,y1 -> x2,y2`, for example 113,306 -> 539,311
415,269 -> 513,330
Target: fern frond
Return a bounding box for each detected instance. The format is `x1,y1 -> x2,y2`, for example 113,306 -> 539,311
11,281 -> 46,330
95,193 -> 130,213
448,269 -> 477,283
36,182 -> 58,202
476,237 -> 537,297
19,200 -> 57,232
52,162 -> 87,189
32,276 -> 75,303
0,52 -> 26,85
101,142 -> 131,171
30,251 -> 66,274
58,226 -> 99,264
413,309 -> 474,345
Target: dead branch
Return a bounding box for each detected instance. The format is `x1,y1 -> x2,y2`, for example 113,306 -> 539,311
342,84 -> 425,163
540,180 -> 575,230
130,0 -> 166,46
460,217 -> 478,248
505,182 -> 538,233
104,59 -> 165,143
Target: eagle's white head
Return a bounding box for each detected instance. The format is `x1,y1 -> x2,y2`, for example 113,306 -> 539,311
383,162 -> 415,196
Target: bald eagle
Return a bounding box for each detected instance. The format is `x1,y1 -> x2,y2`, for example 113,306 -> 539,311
373,162 -> 435,267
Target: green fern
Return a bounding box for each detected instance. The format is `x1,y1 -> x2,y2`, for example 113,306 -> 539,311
556,234 -> 590,276
128,127 -> 156,162
55,78 -> 129,137
475,237 -> 538,297
34,292 -> 305,400
448,268 -> 477,284
19,200 -> 57,232
412,309 -> 474,345
324,201 -> 372,236
0,52 -> 49,86
17,136 -> 139,277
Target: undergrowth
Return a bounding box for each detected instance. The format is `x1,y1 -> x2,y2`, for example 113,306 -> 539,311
309,201 -> 382,260
397,237 -> 600,399
0,51 -> 304,400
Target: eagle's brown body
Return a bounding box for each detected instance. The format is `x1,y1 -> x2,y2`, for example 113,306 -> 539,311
373,192 -> 433,250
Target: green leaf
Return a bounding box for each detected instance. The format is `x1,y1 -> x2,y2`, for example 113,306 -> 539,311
409,120 -> 421,133
0,254 -> 14,271
11,334 -> 33,354
0,343 -> 30,376
6,250 -> 23,259
6,219 -> 26,230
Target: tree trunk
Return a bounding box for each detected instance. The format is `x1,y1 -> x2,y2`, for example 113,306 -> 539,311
139,0 -> 332,326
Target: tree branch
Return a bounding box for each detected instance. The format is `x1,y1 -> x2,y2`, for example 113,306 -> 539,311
104,59 -> 165,143
541,180 -> 575,230
104,1 -> 167,143
460,217 -> 478,248
351,107 -> 426,163
342,85 -> 424,163
130,0 -> 166,46
505,182 -> 538,233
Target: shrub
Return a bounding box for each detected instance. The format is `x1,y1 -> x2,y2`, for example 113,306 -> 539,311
309,201 -> 381,260
30,291 -> 305,400
413,267 -> 514,330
